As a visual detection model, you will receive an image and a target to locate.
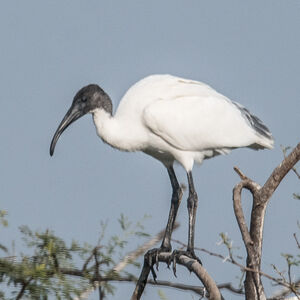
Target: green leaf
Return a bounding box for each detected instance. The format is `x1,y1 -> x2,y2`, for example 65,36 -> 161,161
293,193 -> 300,200
0,210 -> 8,227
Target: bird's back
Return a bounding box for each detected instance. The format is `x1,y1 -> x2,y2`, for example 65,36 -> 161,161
116,74 -> 216,117
115,74 -> 274,153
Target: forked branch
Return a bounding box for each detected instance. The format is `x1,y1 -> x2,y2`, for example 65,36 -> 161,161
233,142 -> 300,300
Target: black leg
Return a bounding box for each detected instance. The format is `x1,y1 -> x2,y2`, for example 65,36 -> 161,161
144,165 -> 182,279
160,166 -> 183,251
186,171 -> 198,254
169,171 -> 201,275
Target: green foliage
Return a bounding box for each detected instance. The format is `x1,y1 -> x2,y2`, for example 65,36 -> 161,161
0,213 -> 150,299
219,232 -> 235,259
281,253 -> 300,268
0,210 -> 8,256
1,226 -> 88,299
293,193 -> 300,200
0,210 -> 8,227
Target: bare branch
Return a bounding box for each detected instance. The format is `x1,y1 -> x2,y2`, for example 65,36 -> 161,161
131,252 -> 223,300
172,239 -> 294,290
281,145 -> 300,180
268,279 -> 300,300
60,268 -> 243,298
232,178 -> 256,250
294,233 -> 300,249
292,168 -> 300,180
260,143 -> 300,204
81,245 -> 102,272
15,277 -> 33,300
232,142 -> 300,300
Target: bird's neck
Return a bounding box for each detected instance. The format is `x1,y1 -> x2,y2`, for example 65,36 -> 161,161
92,108 -> 141,152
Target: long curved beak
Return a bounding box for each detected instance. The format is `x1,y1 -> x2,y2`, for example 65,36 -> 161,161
50,104 -> 83,156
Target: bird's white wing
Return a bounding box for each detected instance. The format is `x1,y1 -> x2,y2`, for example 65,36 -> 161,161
142,79 -> 267,151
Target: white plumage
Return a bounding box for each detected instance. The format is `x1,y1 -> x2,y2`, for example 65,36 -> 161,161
93,74 -> 273,171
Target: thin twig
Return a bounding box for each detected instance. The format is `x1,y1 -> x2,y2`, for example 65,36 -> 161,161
293,233 -> 300,249
269,279 -> 300,300
82,245 -> 102,272
73,224 -> 179,300
15,277 -> 33,300
260,143 -> 300,204
233,166 -> 248,180
281,145 -> 300,180
172,239 -> 293,290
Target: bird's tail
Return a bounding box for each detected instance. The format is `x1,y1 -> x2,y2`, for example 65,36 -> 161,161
232,101 -> 274,150
250,134 -> 274,150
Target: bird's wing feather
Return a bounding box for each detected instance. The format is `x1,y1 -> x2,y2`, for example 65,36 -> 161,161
142,79 -> 263,151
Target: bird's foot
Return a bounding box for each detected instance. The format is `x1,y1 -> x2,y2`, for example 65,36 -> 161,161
168,249 -> 202,277
144,246 -> 171,282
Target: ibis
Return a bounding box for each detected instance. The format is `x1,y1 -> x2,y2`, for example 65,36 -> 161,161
50,74 -> 274,263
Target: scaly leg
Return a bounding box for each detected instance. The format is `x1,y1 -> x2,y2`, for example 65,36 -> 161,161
186,171 -> 198,255
145,166 -> 182,279
160,166 -> 183,250
170,171 -> 201,275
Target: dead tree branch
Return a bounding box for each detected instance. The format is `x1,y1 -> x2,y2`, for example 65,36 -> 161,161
172,239 -> 294,290
131,252 -> 223,300
233,142 -> 300,300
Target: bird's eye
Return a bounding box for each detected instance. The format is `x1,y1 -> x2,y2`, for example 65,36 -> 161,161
82,98 -> 87,103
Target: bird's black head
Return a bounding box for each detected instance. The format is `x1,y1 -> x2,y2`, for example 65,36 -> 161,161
50,84 -> 112,156
73,84 -> 112,115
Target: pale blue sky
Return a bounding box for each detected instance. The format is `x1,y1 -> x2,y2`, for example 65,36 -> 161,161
1,1 -> 299,299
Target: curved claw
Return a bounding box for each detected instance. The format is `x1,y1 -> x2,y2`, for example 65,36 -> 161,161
155,250 -> 159,270
172,252 -> 177,277
150,265 -> 157,282
144,250 -> 157,282
144,247 -> 171,281
169,249 -> 202,277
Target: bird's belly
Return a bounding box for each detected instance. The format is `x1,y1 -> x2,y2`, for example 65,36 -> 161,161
143,147 -> 175,165
141,130 -> 232,170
